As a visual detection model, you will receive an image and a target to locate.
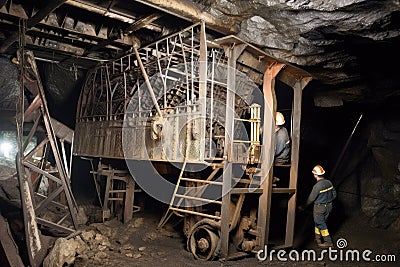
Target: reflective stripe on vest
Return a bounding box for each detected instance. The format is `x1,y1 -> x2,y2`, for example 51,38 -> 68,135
319,186 -> 333,193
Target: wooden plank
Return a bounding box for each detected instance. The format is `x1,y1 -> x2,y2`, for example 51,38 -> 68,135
284,80 -> 304,247
50,118 -> 74,144
124,176 -> 135,224
197,21 -> 208,160
220,42 -> 247,259
272,188 -> 296,194
256,63 -> 285,249
231,188 -> 263,194
0,214 -> 25,267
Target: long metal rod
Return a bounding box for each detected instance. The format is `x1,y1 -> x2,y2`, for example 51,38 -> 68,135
209,49 -> 215,158
330,113 -> 363,180
23,138 -> 49,161
60,139 -> 70,178
155,41 -> 166,108
133,46 -> 163,117
16,43 -> 43,267
22,161 -> 62,184
157,160 -> 187,228
191,27 -> 194,101
23,114 -> 41,151
198,21 -> 207,161
105,65 -> 111,119
178,33 -> 190,103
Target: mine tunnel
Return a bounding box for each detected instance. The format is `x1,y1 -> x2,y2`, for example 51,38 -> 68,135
0,1 -> 399,266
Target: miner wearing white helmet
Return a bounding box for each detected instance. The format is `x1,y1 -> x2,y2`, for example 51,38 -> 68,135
299,165 -> 337,248
274,112 -> 290,164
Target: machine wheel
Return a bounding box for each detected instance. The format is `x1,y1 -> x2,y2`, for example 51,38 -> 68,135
187,219 -> 220,260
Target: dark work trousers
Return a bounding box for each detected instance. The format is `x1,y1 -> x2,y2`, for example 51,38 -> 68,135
313,202 -> 333,243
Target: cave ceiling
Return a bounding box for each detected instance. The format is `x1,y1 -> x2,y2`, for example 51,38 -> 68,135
0,0 -> 399,107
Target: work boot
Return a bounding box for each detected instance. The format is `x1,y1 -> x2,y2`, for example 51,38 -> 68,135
318,241 -> 333,248
319,235 -> 333,248
315,234 -> 322,246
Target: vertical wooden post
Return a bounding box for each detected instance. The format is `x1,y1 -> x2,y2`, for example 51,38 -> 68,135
256,63 -> 285,248
198,21 -> 207,161
124,175 -> 135,224
284,78 -> 309,246
220,43 -> 246,258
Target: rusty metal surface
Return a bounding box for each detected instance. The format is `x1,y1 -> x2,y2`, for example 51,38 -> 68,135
74,23 -> 259,164
16,51 -> 80,267
72,22 -> 312,260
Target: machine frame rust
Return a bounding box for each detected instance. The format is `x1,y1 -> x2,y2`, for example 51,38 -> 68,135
16,50 -> 79,266
73,21 -> 312,260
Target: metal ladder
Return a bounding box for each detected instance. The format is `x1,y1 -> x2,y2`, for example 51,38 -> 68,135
157,161 -> 224,228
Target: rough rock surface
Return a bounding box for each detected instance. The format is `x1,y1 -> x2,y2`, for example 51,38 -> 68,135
337,112 -> 400,229
0,56 -> 20,111
195,0 -> 400,103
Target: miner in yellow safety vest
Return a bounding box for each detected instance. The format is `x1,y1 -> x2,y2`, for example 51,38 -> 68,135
300,165 -> 337,248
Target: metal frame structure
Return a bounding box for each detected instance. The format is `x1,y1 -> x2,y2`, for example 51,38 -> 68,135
73,21 -> 312,260
16,51 -> 79,266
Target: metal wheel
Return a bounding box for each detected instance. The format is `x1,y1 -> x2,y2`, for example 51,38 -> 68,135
187,220 -> 220,260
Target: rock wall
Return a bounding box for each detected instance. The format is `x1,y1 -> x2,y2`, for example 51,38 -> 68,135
0,56 -> 20,111
337,109 -> 400,230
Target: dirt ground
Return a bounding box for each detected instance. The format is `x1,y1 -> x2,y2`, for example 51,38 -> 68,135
1,171 -> 399,267
45,206 -> 399,267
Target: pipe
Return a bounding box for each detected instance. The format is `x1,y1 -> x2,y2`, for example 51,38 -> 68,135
66,0 -> 163,33
133,46 -> 163,117
135,0 -> 239,35
66,0 -> 134,23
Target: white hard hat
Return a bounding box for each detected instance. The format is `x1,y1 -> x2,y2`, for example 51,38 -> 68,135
312,165 -> 325,176
275,112 -> 285,126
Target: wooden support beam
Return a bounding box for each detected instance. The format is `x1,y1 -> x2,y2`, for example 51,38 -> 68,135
124,12 -> 163,35
220,42 -> 247,259
66,0 -> 134,23
135,0 -> 239,35
198,21 -> 207,161
256,62 -> 285,249
0,214 -> 25,267
284,77 -> 311,247
124,176 -> 135,223
0,0 -> 67,52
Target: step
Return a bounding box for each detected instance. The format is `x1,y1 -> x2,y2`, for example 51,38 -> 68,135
181,177 -> 223,185
232,178 -> 252,184
272,188 -> 296,194
231,188 -> 263,194
109,190 -> 127,193
174,194 -> 222,205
